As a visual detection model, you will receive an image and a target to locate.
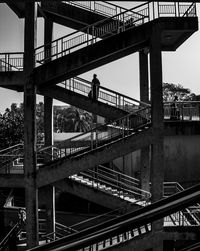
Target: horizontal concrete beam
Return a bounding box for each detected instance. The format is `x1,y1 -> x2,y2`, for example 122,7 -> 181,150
0,72 -> 24,87
0,174 -> 24,187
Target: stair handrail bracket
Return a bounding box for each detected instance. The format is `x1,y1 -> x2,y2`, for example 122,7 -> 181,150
35,2 -> 196,66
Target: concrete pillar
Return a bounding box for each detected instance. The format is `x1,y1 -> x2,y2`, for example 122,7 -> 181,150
43,14 -> 55,236
139,49 -> 149,103
140,147 -> 150,193
44,16 -> 53,148
44,96 -> 53,147
24,2 -> 38,248
39,186 -> 55,238
149,24 -> 164,231
139,49 -> 150,194
44,18 -> 53,148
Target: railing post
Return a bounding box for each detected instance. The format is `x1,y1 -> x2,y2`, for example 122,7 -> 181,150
177,2 -> 180,17
157,2 -> 160,18
175,2 -> 177,17
56,40 -> 58,59
152,2 -> 155,20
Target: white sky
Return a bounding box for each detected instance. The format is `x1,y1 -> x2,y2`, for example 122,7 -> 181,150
0,2 -> 200,113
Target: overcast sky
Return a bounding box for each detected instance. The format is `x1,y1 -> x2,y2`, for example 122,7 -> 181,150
0,2 -> 200,113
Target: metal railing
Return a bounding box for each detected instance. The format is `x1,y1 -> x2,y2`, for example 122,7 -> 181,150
39,106 -> 151,161
35,2 -> 196,66
0,143 -> 44,174
0,53 -> 24,72
0,107 -> 150,174
65,1 -> 129,17
70,165 -> 151,204
0,222 -> 21,250
28,183 -> 200,251
2,2 -> 196,71
164,101 -> 200,121
58,76 -> 149,111
163,181 -> 200,227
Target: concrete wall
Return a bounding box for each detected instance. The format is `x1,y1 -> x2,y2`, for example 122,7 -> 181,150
164,135 -> 200,187
113,135 -> 200,187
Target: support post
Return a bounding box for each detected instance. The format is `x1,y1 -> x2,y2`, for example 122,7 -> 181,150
139,49 -> 149,103
43,16 -> 55,236
24,2 -> 38,248
149,24 -> 164,233
139,49 -> 150,194
39,186 -> 55,239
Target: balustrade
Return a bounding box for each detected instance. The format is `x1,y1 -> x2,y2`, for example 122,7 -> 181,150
164,101 -> 200,121
0,53 -> 24,72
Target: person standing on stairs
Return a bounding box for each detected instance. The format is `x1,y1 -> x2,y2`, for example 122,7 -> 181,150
92,74 -> 100,101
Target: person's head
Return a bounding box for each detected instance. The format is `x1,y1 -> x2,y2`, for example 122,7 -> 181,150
93,74 -> 97,78
174,95 -> 178,101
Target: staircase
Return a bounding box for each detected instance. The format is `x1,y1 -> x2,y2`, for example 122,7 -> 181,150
27,183 -> 200,251
163,182 -> 200,227
69,165 -> 151,206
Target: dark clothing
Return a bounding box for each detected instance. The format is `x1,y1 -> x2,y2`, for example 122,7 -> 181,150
92,77 -> 100,100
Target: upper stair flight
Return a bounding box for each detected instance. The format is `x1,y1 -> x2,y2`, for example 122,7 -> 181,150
0,2 -> 197,88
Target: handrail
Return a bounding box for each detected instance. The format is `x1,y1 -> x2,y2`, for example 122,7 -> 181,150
27,183 -> 200,251
65,1 -> 129,17
0,143 -> 23,155
0,222 -> 21,250
71,165 -> 151,203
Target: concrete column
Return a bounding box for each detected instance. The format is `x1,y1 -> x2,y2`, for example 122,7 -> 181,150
140,147 -> 150,193
149,24 -> 164,232
24,2 -> 38,248
43,14 -> 55,236
139,49 -> 149,103
44,96 -> 53,147
139,49 -> 150,194
39,186 -> 55,238
44,18 -> 53,148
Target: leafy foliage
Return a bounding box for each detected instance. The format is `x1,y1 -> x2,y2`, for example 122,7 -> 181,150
0,103 -> 24,149
54,106 -> 93,133
163,82 -> 196,101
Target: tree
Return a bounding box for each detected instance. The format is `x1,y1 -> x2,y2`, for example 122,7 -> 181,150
163,82 -> 196,101
0,103 -> 24,149
54,106 -> 93,133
